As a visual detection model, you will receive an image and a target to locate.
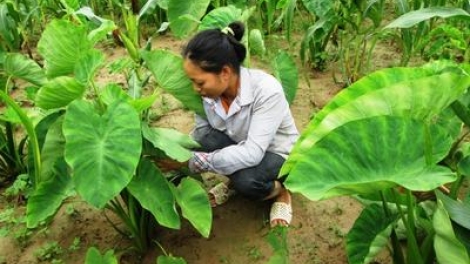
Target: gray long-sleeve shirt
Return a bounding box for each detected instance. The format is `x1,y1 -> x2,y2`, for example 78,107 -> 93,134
189,67 -> 299,175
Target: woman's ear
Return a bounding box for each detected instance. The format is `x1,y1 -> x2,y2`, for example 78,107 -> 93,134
220,65 -> 232,81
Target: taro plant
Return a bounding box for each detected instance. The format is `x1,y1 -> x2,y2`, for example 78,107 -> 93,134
281,60 -> 470,263
384,6 -> 470,66
0,52 -> 46,189
6,16 -> 213,259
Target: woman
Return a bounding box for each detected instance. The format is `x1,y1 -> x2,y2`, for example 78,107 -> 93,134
162,21 -> 299,227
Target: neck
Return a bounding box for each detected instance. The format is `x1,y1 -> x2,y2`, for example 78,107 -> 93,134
222,74 -> 240,101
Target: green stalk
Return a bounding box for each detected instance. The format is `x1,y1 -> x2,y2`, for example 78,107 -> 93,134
5,122 -> 23,172
0,91 -> 41,189
404,190 -> 423,264
381,191 -> 405,264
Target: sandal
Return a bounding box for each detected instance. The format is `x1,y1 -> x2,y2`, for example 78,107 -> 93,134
208,182 -> 235,207
269,200 -> 292,227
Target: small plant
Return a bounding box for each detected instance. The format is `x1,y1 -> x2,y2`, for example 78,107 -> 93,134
34,241 -> 63,262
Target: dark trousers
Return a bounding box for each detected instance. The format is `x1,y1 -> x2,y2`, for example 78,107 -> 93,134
196,128 -> 285,200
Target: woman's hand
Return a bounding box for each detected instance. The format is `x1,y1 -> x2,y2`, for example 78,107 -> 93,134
156,159 -> 189,172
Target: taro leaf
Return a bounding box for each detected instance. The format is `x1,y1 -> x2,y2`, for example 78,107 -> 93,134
4,53 -> 47,86
26,158 -> 73,228
436,191 -> 470,230
249,29 -> 266,56
35,76 -> 86,109
101,83 -> 131,105
455,142 -> 470,177
434,200 -> 470,264
139,0 -> 163,19
101,83 -> 158,113
301,0 -> 334,17
74,7 -> 117,44
38,19 -> 93,78
272,51 -> 298,105
85,247 -> 118,264
74,49 -> 105,84
285,116 -> 457,201
142,123 -> 199,162
157,255 -> 187,264
39,116 -> 66,182
63,100 -> 141,208
174,178 -> 212,238
141,50 -> 205,116
168,0 -> 211,38
127,158 -> 180,229
346,204 -> 399,264
198,5 -> 242,31
282,67 -> 470,175
384,7 -> 470,29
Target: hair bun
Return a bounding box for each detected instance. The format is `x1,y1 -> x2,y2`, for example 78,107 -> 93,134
228,21 -> 245,41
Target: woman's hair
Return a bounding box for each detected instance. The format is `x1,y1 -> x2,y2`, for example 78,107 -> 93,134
182,21 -> 246,74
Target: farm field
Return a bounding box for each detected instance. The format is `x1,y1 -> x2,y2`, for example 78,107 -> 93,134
1,1 -> 470,264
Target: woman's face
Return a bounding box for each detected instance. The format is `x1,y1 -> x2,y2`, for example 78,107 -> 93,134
183,59 -> 230,98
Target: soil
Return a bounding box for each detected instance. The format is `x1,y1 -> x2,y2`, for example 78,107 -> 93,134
0,34 -> 395,264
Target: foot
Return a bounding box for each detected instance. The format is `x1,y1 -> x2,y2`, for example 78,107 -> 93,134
270,187 -> 292,227
208,182 -> 234,207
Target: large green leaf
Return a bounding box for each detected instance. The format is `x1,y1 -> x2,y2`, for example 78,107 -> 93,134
282,67 -> 470,175
346,204 -> 399,264
174,178 -> 212,238
434,200 -> 470,264
39,116 -> 66,182
35,76 -> 86,109
26,158 -> 74,228
142,123 -> 199,162
384,7 -> 470,29
272,51 -> 298,105
74,49 -> 105,84
101,83 -> 158,113
141,50 -> 204,116
249,29 -> 266,56
436,191 -> 470,230
198,5 -> 242,31
38,19 -> 93,78
4,53 -> 47,86
301,0 -> 334,17
63,100 -> 141,208
168,0 -> 211,38
285,116 -> 457,200
127,158 -> 180,229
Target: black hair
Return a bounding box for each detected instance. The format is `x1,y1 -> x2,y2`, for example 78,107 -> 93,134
182,21 -> 247,74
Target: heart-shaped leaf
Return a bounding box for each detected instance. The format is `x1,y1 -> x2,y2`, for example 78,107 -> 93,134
127,158 -> 180,229
285,116 -> 457,200
36,76 -> 86,109
4,53 -> 47,86
141,50 -> 204,116
63,100 -> 141,208
174,178 -> 212,238
38,19 -> 93,78
27,158 -> 74,228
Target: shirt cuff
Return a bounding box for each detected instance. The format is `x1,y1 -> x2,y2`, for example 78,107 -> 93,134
188,152 -> 213,173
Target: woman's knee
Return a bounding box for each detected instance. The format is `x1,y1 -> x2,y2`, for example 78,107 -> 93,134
230,174 -> 273,200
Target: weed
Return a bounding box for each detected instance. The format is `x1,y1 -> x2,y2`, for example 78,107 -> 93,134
0,207 -> 32,247
34,241 -> 63,262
